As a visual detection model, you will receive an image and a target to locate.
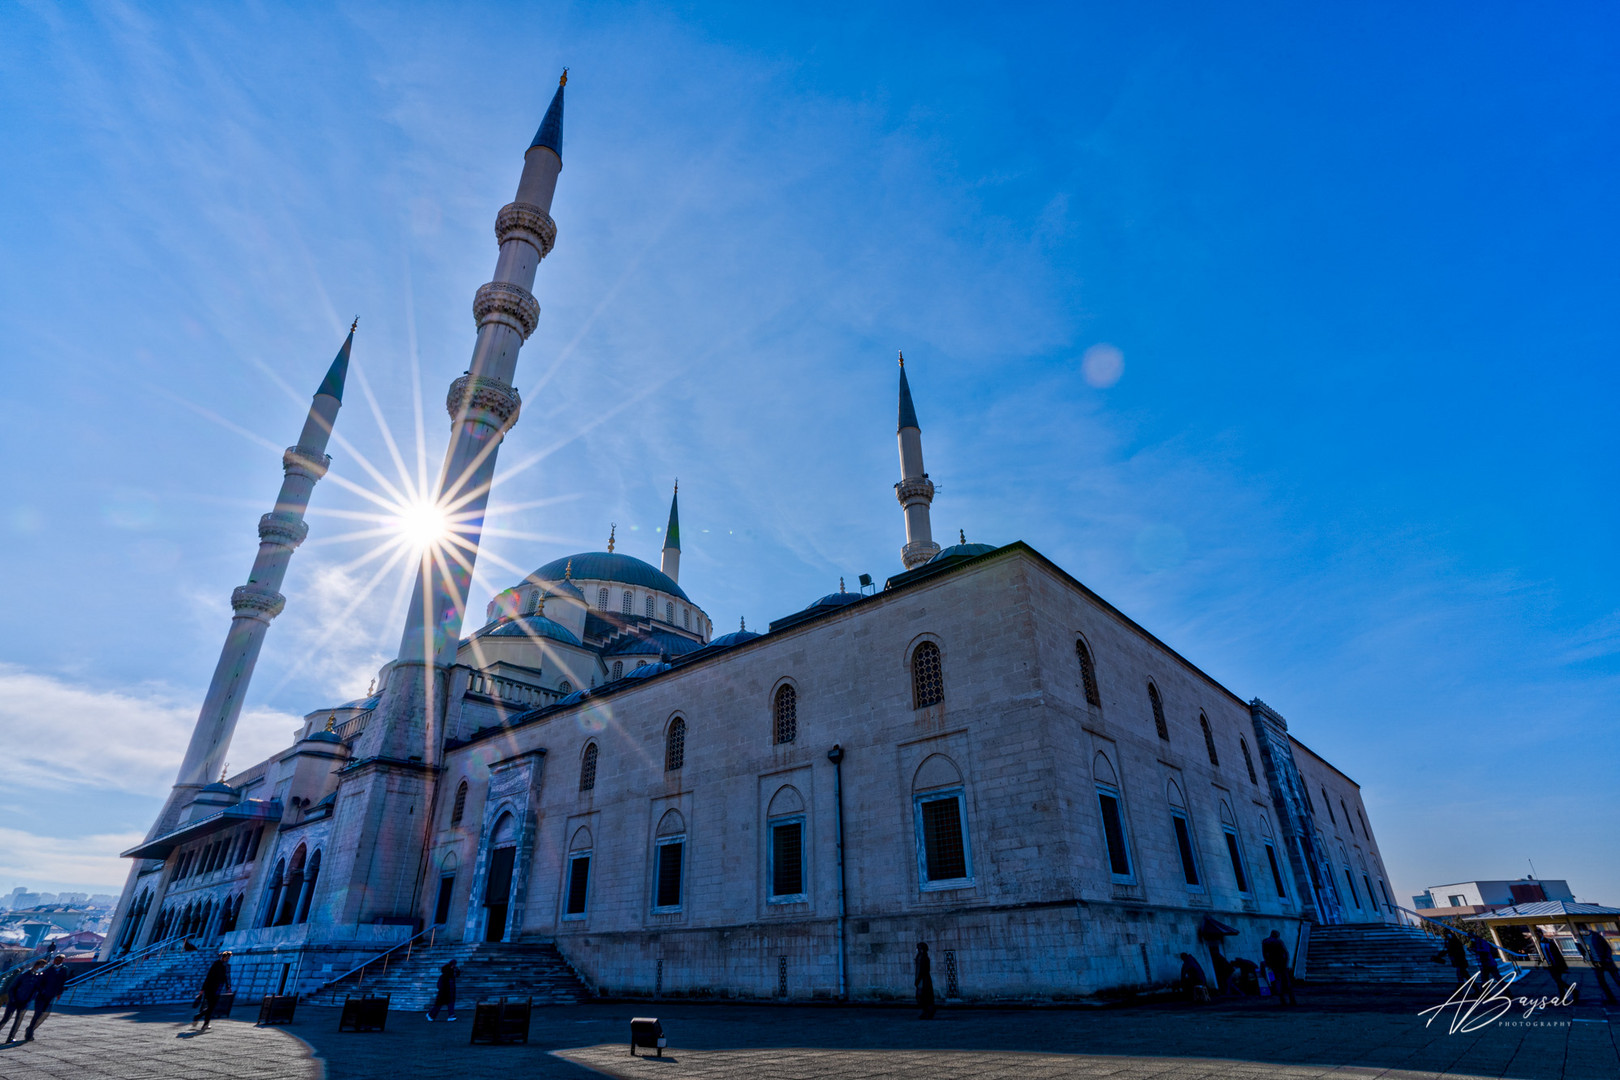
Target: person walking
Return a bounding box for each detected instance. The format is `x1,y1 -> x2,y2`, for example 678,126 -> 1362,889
1262,930 -> 1296,1006
23,954 -> 69,1042
1537,931 -> 1576,1001
2,960 -> 45,1043
1587,927 -> 1620,1004
1442,933 -> 1470,989
191,951 -> 232,1032
1472,937 -> 1502,985
914,942 -> 936,1019
426,959 -> 460,1021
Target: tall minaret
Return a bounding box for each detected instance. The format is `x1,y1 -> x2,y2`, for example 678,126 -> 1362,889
660,481 -> 680,583
895,351 -> 940,568
162,324 -> 355,825
369,73 -> 567,762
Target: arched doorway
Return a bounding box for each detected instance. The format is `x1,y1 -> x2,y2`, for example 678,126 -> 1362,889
483,813 -> 517,942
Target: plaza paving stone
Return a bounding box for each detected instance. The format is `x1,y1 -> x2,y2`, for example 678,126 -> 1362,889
2,974 -> 1614,1080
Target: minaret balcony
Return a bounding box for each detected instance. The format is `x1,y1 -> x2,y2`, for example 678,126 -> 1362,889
895,475 -> 935,505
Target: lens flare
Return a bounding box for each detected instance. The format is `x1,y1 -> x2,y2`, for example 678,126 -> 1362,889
394,498 -> 451,552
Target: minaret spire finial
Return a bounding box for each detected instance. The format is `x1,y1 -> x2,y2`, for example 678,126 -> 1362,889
898,349 -> 904,368
607,523 -> 616,553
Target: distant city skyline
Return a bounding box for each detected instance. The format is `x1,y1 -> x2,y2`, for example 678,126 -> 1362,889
0,2 -> 1614,910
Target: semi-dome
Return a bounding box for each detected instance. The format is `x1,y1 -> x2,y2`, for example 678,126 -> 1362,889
473,613 -> 581,646
531,552 -> 690,603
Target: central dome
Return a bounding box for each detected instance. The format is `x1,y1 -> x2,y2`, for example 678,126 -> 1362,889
531,551 -> 690,602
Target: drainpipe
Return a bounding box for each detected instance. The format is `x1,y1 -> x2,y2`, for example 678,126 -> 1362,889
827,744 -> 848,1001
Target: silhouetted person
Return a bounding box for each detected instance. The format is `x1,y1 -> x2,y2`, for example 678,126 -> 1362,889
1177,953 -> 1209,1001
1208,947 -> 1233,996
1537,931 -> 1575,1000
1262,930 -> 1295,1006
1229,957 -> 1260,996
23,955 -> 69,1041
1442,933 -> 1469,988
914,943 -> 936,1019
1587,927 -> 1619,1004
427,959 -> 460,1021
3,960 -> 45,1042
192,951 -> 232,1032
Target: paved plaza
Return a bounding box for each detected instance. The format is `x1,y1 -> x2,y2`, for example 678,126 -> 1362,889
2,976 -> 1616,1080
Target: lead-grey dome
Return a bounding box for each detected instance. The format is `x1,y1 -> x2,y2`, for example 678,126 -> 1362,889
531,552 -> 690,603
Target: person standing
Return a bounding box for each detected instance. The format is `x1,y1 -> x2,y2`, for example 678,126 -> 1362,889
1177,953 -> 1209,1002
914,942 -> 936,1019
1537,931 -> 1575,1001
191,951 -> 232,1032
1472,937 -> 1501,985
23,954 -> 69,1042
1262,930 -> 1296,1006
1587,927 -> 1620,1004
426,959 -> 460,1021
1443,933 -> 1470,989
2,960 -> 45,1043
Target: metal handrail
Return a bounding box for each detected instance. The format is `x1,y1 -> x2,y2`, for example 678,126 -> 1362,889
62,934 -> 188,1001
308,924 -> 439,1000
1392,904 -> 1532,979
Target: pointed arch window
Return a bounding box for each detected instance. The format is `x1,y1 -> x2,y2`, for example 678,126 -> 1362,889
622,590 -> 633,614
276,845 -> 307,925
579,742 -> 598,792
911,641 -> 944,709
1167,780 -> 1201,890
1322,788 -> 1336,826
1342,800 -> 1355,836
262,860 -> 284,928
1093,753 -> 1134,881
1200,714 -> 1219,766
1219,802 -> 1250,895
1241,738 -> 1258,785
1148,683 -> 1169,741
612,661 -> 624,680
1075,637 -> 1101,707
665,716 -> 686,771
296,850 -> 321,923
682,608 -> 690,629
450,780 -> 469,826
773,684 -> 797,745
645,594 -> 655,618
597,587 -> 609,610
666,601 -> 674,623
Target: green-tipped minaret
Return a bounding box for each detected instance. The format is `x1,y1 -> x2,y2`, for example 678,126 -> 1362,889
661,481 -> 681,583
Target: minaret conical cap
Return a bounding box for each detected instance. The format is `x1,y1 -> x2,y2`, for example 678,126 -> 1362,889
897,351 -> 920,432
316,320 -> 357,402
529,70 -> 566,159
663,482 -> 681,552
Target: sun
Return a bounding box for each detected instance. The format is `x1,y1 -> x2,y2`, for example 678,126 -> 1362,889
393,498 -> 451,552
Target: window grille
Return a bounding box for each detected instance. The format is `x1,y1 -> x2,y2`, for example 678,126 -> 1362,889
451,780 -> 468,826
645,595 -> 655,618
911,641 -> 944,708
557,680 -> 571,694
683,609 -> 690,629
1075,638 -> 1101,707
666,601 -> 674,623
770,820 -> 804,897
1148,684 -> 1169,740
917,793 -> 968,882
1241,739 -> 1258,785
612,661 -> 624,680
1201,715 -> 1219,766
579,743 -> 598,792
777,955 -> 789,997
944,950 -> 960,997
665,717 -> 686,771
622,590 -> 633,614
598,587 -> 609,610
773,685 -> 797,744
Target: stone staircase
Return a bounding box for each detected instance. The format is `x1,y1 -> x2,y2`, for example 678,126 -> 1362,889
1306,922 -> 1459,984
63,946 -> 221,1007
309,940 -> 592,1010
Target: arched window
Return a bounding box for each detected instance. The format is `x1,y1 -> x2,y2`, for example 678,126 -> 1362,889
580,742 -> 598,792
1075,637 -> 1101,707
262,859 -> 285,928
1093,753 -> 1133,880
564,827 -> 593,919
296,850 -> 321,923
912,756 -> 971,886
653,809 -> 687,911
1322,788 -> 1336,826
277,845 -> 307,925
622,590 -> 633,614
1200,714 -> 1219,766
1342,800 -> 1354,836
665,716 -> 686,771
1148,683 -> 1169,741
612,661 -> 624,680
1166,780 -> 1200,890
558,680 -> 572,694
451,780 -> 469,826
1258,813 -> 1288,899
1240,738 -> 1258,785
1357,807 -> 1368,838
773,684 -> 798,745
645,595 -> 655,618
597,587 -> 609,610
665,601 -> 674,623
911,641 -> 944,708
1219,801 -> 1250,894
683,608 -> 690,629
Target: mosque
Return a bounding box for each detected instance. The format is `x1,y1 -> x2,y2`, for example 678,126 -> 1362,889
102,75 -> 1398,1003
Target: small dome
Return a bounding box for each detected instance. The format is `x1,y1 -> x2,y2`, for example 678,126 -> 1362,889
304,730 -> 344,745
556,689 -> 587,706
809,591 -> 863,612
474,614 -> 581,646
201,781 -> 236,793
928,542 -> 997,563
530,552 -> 690,602
624,661 -> 672,679
706,628 -> 762,650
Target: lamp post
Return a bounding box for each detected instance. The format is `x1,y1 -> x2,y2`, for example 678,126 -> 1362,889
828,744 -> 848,1001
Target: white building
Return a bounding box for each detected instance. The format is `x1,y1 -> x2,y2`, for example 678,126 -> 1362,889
104,74 -> 1396,1002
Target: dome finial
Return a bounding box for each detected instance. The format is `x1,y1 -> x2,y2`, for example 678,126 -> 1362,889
564,558 -> 573,580
839,576 -> 847,593
220,763 -> 229,783
607,523 -> 616,553
960,529 -> 966,544
366,678 -> 375,696
325,713 -> 336,733
740,616 -> 746,631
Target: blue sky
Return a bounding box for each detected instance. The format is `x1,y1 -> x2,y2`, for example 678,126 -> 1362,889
1,1 -> 1615,908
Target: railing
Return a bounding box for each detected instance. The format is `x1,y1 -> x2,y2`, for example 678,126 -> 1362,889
62,934 -> 188,1002
307,924 -> 440,1002
1392,904 -> 1532,978
335,708 -> 373,742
